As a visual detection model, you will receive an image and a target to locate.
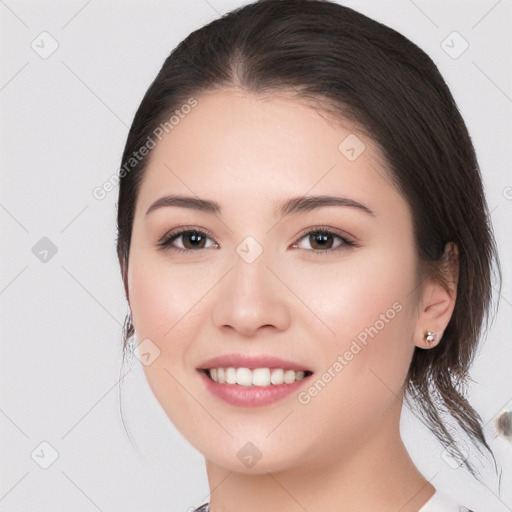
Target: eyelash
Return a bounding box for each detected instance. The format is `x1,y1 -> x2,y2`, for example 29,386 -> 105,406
157,226 -> 357,255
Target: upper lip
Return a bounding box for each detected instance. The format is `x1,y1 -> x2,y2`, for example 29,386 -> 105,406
197,353 -> 313,372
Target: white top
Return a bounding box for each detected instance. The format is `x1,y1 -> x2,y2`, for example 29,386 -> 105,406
418,489 -> 473,511
193,489 -> 474,512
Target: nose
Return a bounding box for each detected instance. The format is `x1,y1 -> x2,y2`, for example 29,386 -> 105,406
211,249 -> 291,337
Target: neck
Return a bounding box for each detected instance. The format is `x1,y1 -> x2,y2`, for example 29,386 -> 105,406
204,401 -> 435,512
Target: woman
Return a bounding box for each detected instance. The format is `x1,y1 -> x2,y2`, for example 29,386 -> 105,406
116,1 -> 500,510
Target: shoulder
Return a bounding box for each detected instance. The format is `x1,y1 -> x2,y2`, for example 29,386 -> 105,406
191,493 -> 476,512
419,489 -> 475,512
191,503 -> 209,512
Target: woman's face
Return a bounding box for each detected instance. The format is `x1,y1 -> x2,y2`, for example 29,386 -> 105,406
127,89 -> 424,473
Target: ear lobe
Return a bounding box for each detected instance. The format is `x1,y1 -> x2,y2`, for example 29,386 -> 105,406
414,242 -> 459,349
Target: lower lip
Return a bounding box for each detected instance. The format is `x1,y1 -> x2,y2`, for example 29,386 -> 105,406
198,370 -> 312,407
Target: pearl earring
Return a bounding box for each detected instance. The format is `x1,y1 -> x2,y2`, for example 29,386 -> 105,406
425,331 -> 437,344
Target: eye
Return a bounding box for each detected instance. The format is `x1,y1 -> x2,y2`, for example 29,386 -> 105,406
157,228 -> 218,252
157,226 -> 356,254
291,228 -> 356,253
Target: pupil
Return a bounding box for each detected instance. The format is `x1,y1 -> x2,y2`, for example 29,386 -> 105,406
311,232 -> 332,250
186,231 -> 204,249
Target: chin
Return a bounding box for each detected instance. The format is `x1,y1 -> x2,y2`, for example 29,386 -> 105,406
208,453 -> 296,475
198,435 -> 310,476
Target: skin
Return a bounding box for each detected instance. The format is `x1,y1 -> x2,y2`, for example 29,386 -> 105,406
125,89 -> 458,512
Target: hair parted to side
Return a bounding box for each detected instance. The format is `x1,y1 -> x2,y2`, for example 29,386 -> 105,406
116,0 -> 500,477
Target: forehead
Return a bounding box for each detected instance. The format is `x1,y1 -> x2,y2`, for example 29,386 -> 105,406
136,89 -> 402,219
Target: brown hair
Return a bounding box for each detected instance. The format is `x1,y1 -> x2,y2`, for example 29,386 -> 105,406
116,0 -> 500,477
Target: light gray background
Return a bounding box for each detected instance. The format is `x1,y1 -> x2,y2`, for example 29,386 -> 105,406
1,0 -> 511,511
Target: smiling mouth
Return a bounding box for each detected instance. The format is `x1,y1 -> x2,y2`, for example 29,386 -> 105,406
200,367 -> 314,387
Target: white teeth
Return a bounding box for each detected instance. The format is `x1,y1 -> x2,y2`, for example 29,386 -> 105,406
270,368 -> 284,385
252,368 -> 271,386
225,367 -> 237,384
206,367 -> 309,386
236,367 -> 253,386
283,369 -> 296,384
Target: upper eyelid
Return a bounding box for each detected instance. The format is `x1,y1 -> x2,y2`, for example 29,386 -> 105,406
295,226 -> 353,242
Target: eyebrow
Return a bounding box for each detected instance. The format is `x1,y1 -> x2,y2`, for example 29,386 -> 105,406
145,194 -> 375,217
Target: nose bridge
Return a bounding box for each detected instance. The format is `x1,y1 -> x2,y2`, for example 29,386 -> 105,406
211,237 -> 291,335
232,243 -> 271,298
231,233 -> 274,294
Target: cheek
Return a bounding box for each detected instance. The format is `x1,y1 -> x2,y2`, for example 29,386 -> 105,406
128,253 -> 201,342
290,261 -> 418,455
286,246 -> 418,340
127,256 -> 200,393
128,262 -> 169,341
127,255 -> 206,427
286,246 -> 418,401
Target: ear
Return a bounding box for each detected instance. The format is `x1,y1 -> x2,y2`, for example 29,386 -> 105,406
414,242 -> 459,349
